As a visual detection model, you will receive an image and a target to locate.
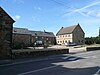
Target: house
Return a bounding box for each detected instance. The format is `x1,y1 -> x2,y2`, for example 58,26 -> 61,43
13,28 -> 56,48
56,24 -> 85,45
0,7 -> 15,59
29,30 -> 56,46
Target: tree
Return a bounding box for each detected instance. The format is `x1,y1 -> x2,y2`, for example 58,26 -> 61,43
96,36 -> 100,44
85,36 -> 100,44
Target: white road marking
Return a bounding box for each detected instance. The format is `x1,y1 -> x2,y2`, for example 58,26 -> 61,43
68,58 -> 77,61
17,65 -> 58,75
62,56 -> 78,61
62,57 -> 70,59
94,68 -> 100,75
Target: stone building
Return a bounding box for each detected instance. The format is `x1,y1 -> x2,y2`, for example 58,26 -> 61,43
0,7 -> 15,59
13,28 -> 56,48
56,24 -> 85,45
30,30 -> 56,46
13,28 -> 31,48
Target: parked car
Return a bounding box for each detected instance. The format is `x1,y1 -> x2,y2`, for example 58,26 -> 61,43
34,40 -> 43,47
68,43 -> 77,46
65,43 -> 77,46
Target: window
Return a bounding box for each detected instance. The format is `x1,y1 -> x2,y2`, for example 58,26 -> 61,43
63,41 -> 64,43
46,38 -> 48,40
42,37 -> 44,39
79,40 -> 80,43
82,35 -> 84,38
58,41 -> 59,43
68,34 -> 70,37
81,40 -> 83,43
60,41 -> 62,43
65,41 -> 67,43
49,41 -> 51,43
68,40 -> 71,44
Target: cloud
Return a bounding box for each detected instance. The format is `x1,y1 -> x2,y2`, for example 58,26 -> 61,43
12,15 -> 21,21
78,1 -> 100,11
37,7 -> 41,10
13,0 -> 24,4
96,12 -> 100,17
32,17 -> 40,22
14,0 -> 16,2
20,0 -> 24,4
63,1 -> 100,17
15,15 -> 20,20
34,7 -> 42,10
86,11 -> 100,18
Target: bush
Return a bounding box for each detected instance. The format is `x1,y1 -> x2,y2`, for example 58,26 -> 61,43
43,43 -> 49,48
85,36 -> 100,45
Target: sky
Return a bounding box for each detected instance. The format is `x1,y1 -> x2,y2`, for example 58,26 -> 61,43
0,0 -> 100,37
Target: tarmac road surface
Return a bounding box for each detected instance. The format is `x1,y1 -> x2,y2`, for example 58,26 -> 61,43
0,50 -> 100,75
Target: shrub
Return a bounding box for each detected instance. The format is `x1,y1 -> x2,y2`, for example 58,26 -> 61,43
43,43 -> 49,48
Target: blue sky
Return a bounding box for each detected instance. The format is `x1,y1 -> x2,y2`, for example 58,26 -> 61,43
0,0 -> 100,37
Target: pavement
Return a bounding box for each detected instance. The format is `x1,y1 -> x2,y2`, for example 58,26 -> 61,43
0,50 -> 100,75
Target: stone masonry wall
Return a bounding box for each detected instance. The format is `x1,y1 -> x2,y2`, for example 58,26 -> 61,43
0,7 -> 14,59
12,33 -> 31,48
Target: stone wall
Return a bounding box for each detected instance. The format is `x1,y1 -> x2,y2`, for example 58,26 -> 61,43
12,48 -> 69,59
0,7 -> 14,59
73,25 -> 85,44
12,34 -> 56,48
12,33 -> 31,48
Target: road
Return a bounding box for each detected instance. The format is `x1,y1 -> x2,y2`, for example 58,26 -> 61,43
0,50 -> 100,75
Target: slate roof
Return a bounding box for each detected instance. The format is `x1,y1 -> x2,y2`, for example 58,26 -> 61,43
13,27 -> 55,37
56,24 -> 78,35
13,28 -> 30,35
29,31 -> 55,37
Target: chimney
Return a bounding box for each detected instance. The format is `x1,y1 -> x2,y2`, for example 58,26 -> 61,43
44,30 -> 46,33
77,23 -> 80,25
61,27 -> 63,29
